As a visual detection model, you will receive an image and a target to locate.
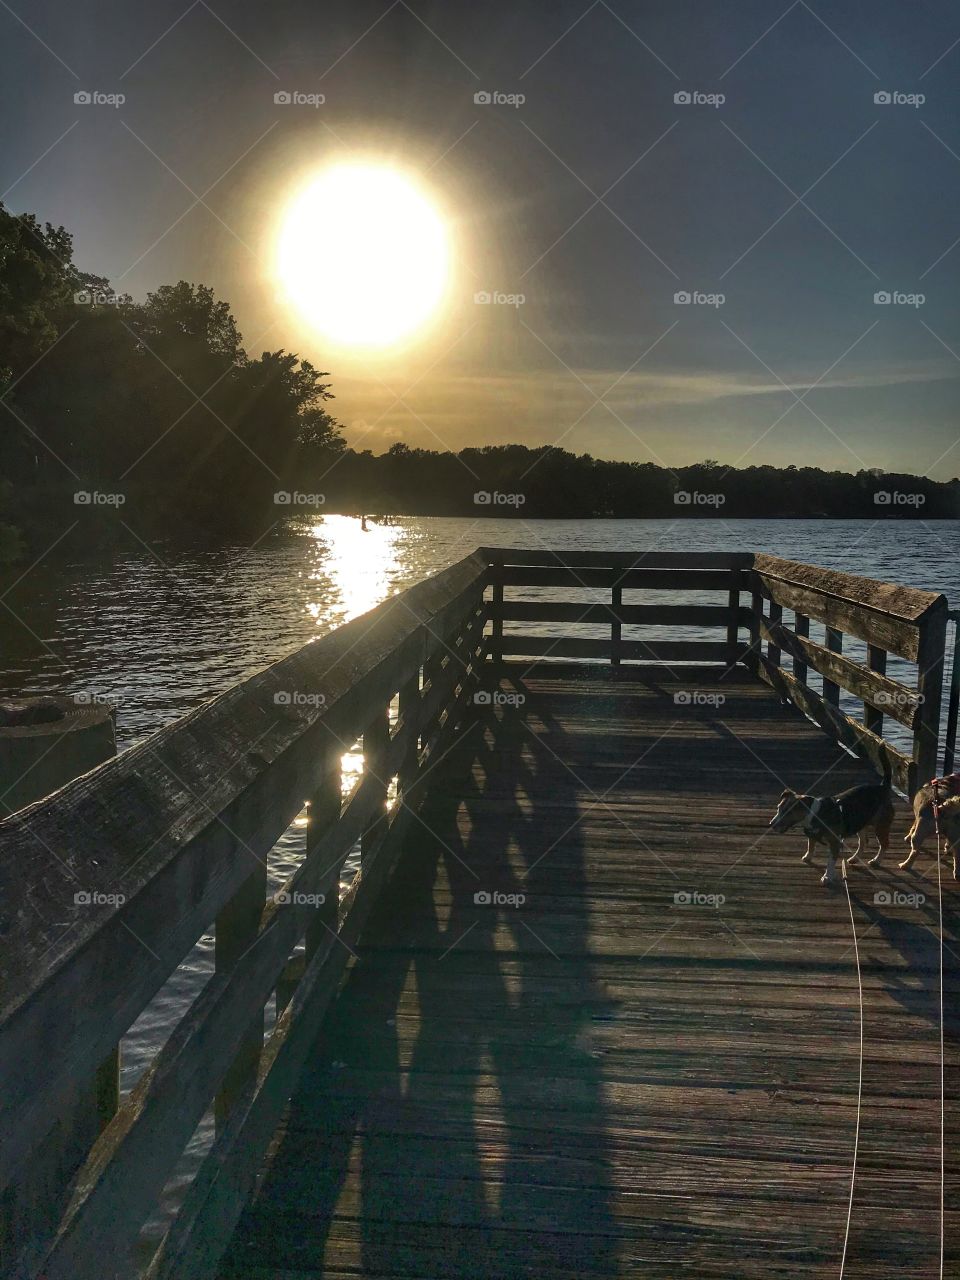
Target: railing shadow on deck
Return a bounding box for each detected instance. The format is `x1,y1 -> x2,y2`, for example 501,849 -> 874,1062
219,674 -> 620,1276
0,546 -> 953,1280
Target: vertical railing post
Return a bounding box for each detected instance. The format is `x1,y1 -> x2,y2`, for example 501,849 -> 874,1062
823,627 -> 843,707
422,646 -> 444,748
490,561 -> 503,664
766,599 -> 783,669
611,569 -> 622,668
793,613 -> 809,685
915,605 -> 947,790
276,743 -> 342,1016
943,613 -> 960,775
398,667 -> 422,800
215,858 -> 267,1129
304,743 -> 342,962
725,570 -> 740,667
361,704 -> 391,862
864,644 -> 887,737
749,584 -> 762,669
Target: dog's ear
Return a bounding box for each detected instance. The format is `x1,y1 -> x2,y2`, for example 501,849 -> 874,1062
778,788 -> 795,800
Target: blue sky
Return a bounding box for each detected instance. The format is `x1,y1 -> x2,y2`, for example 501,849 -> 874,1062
3,0 -> 960,474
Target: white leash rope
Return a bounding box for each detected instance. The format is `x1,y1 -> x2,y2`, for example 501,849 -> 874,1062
838,785 -> 947,1278
932,781 -> 945,1278
839,872 -> 864,1280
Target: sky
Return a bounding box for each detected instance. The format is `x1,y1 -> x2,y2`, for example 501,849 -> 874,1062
3,0 -> 960,476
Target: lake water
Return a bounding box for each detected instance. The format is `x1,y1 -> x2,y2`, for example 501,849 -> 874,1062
3,515 -> 958,744
2,515 -> 958,1261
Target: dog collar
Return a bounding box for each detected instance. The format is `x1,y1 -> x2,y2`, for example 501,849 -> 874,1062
802,797 -> 830,837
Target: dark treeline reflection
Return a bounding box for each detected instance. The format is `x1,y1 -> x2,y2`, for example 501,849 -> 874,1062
1,202 -> 957,561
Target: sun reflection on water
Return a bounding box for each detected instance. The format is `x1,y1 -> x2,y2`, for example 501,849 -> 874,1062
306,513 -> 403,624
302,513 -> 405,810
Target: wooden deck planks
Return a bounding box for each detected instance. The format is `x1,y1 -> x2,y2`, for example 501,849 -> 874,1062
218,665 -> 959,1279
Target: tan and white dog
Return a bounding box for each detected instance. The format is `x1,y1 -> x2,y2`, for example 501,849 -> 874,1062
901,773 -> 960,870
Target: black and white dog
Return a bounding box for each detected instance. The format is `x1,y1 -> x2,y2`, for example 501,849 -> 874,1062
768,762 -> 894,886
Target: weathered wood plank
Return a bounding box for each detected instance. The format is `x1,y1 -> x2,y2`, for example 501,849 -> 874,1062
498,602 -> 752,627
500,567 -> 739,591
498,637 -> 738,662
214,862 -> 267,1130
793,612 -> 809,685
481,548 -> 754,569
865,644 -> 887,736
751,556 -> 946,661
360,706 -> 391,864
753,553 -> 945,623
757,617 -> 919,728
823,625 -> 843,707
915,609 -> 948,787
752,651 -> 913,791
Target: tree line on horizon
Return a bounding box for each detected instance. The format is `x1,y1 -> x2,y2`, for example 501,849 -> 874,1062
1,200 -> 957,559
311,445 -> 959,521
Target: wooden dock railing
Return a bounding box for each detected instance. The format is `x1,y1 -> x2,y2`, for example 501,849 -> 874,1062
483,547 -> 753,667
745,553 -> 948,795
0,552 -> 489,1280
482,547 -> 947,795
0,546 -> 949,1279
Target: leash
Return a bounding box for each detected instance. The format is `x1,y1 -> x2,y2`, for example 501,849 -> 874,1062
839,870 -> 864,1280
840,779 -> 946,1278
931,778 -> 945,1278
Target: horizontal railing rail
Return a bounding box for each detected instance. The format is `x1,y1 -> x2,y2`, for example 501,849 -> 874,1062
0,551 -> 490,1280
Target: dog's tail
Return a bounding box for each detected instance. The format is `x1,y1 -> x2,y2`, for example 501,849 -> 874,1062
879,751 -> 892,789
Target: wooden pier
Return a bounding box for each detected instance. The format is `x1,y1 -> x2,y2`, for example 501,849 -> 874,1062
0,550 -> 956,1278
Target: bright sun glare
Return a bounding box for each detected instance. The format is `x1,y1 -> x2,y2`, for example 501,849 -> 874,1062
276,162 -> 450,349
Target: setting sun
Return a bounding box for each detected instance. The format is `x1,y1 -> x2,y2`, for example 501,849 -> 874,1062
276,162 -> 449,349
